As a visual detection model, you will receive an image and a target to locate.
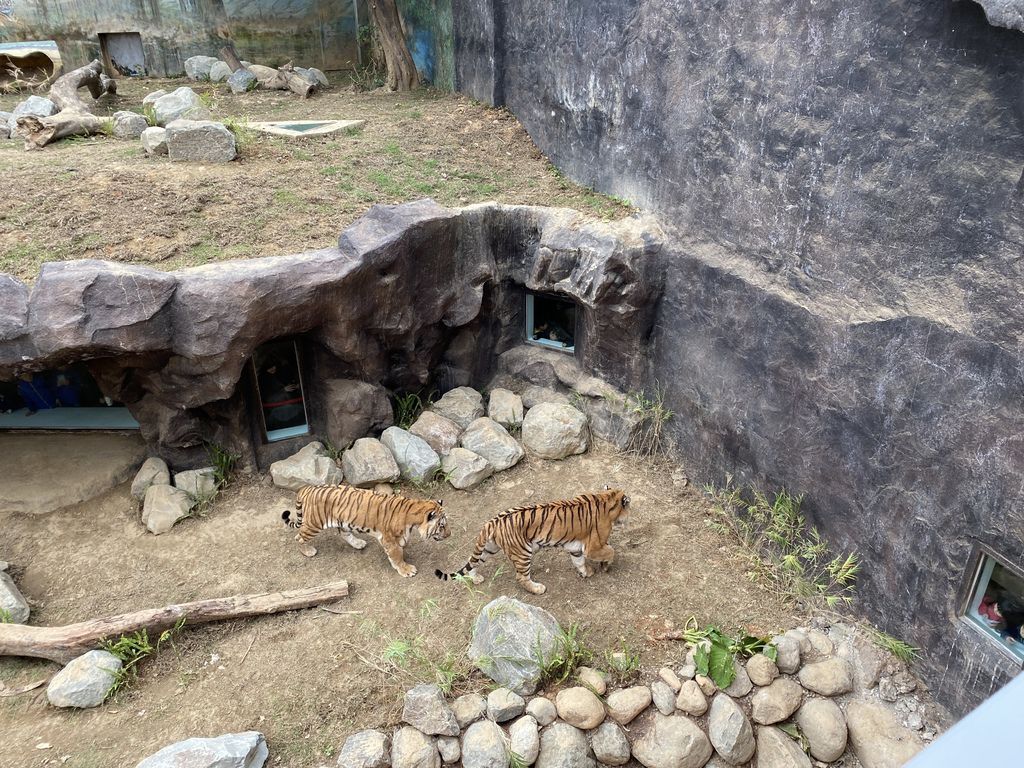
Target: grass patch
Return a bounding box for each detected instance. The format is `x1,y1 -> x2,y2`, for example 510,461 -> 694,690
102,617 -> 185,698
617,385 -> 674,456
864,625 -> 920,663
540,622 -> 592,686
602,637 -> 641,686
394,390 -> 434,429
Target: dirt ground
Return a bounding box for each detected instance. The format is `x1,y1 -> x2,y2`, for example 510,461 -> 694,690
0,76 -> 631,281
0,443 -> 799,768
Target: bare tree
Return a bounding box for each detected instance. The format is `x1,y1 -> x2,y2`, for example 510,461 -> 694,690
369,0 -> 420,91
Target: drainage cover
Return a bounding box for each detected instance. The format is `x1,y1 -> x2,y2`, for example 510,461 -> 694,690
247,119 -> 365,138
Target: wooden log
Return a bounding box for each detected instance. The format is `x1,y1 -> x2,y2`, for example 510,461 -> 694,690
16,58 -> 116,149
220,45 -> 244,73
271,64 -> 316,99
47,59 -> 116,112
0,580 -> 349,663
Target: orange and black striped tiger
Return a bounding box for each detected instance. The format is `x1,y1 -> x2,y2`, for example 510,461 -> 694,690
435,485 -> 630,594
282,484 -> 449,577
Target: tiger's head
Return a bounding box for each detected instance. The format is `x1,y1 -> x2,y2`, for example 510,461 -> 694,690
602,484 -> 631,527
418,499 -> 450,542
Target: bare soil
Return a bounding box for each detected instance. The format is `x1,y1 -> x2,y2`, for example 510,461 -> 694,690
0,77 -> 631,281
0,443 -> 798,768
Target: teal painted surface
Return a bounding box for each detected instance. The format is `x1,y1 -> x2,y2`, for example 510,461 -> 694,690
399,0 -> 453,90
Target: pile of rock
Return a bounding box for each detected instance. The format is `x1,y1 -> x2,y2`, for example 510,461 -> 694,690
131,456 -> 220,534
183,54 -> 329,93
266,386 -> 590,494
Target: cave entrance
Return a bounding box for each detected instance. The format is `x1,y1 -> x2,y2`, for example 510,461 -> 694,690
251,339 -> 310,443
965,553 -> 1024,662
525,291 -> 577,353
98,32 -> 146,77
0,363 -> 139,430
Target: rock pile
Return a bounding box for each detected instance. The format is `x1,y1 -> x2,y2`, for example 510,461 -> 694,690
182,54 -> 330,93
131,456 -> 224,534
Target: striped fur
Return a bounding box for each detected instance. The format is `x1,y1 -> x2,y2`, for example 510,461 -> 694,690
435,485 -> 630,594
282,484 -> 448,577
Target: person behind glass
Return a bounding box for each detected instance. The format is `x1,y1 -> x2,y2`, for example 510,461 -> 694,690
17,372 -> 56,415
259,361 -> 303,430
53,369 -> 82,407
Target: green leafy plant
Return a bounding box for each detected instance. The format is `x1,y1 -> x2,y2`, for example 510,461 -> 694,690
142,103 -> 158,126
102,617 -> 185,697
706,482 -> 860,608
0,608 -> 12,623
617,385 -> 674,456
207,442 -> 239,489
222,116 -> 256,154
509,752 -> 530,768
863,625 -> 920,663
539,622 -> 592,686
681,622 -> 776,690
603,638 -> 642,686
394,390 -> 434,429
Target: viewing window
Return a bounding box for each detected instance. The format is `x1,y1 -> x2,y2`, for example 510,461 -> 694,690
965,554 -> 1024,662
0,363 -> 138,429
252,340 -> 310,443
525,292 -> 577,353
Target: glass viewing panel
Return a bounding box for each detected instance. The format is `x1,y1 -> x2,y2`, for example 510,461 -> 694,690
966,555 -> 1024,662
526,293 -> 577,352
0,363 -> 138,429
252,340 -> 310,442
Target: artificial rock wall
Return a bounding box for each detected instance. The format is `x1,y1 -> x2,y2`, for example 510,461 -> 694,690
452,0 -> 1024,715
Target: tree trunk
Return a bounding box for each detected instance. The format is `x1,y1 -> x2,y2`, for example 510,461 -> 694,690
219,44 -> 244,73
369,0 -> 419,91
0,580 -> 349,663
16,59 -> 116,149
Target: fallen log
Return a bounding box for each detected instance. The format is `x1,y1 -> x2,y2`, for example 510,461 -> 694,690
16,59 -> 116,149
0,580 -> 349,663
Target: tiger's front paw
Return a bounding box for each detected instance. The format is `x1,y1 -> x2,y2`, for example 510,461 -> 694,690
299,544 -> 317,558
398,564 -> 418,577
599,561 -> 611,573
577,563 -> 595,578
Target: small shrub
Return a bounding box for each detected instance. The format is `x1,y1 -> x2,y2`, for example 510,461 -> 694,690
394,390 -> 434,430
540,622 -> 592,686
102,617 -> 185,697
222,116 -> 256,154
864,625 -> 920,664
617,385 -> 673,456
603,638 -> 641,686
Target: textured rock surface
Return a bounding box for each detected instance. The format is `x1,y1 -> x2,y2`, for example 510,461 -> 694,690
526,696 -> 557,726
975,0 -> 1024,31
141,126 -> 168,156
452,693 -> 486,729
751,678 -> 803,725
174,466 -> 217,499
795,698 -> 847,762
391,727 -> 439,768
402,684 -> 460,736
433,387 -> 485,428
441,447 -> 493,489
135,731 -> 268,768
382,426 -> 442,483
112,111 -> 149,139
486,687 -> 526,722
631,712 -> 712,768
650,680 -> 676,716
142,484 -> 193,534
798,658 -> 854,697
487,388 -> 524,427
166,119 -> 236,163
468,596 -> 561,694
521,403 -> 589,459
555,686 -> 605,729
846,700 -> 923,768
576,666 -> 606,695
746,654 -> 779,687
675,680 -> 707,716
606,686 -> 652,725
722,659 -> 753,698
509,715 -> 540,765
754,726 -> 811,768
337,730 -> 390,768
342,438 -> 401,487
0,571 -> 30,624
270,442 -> 343,490
708,694 -> 755,764
150,87 -> 210,125
209,61 -> 232,82
46,650 -> 121,708
11,95 -> 57,126
131,457 -> 170,501
437,736 -> 460,765
536,722 -> 589,768
319,379 -> 393,450
410,411 -> 463,456
461,720 -> 507,768
228,68 -> 259,94
771,635 -> 801,675
590,721 -> 630,766
184,55 -> 219,80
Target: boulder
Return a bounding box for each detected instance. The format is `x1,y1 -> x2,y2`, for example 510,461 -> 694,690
804,629 -> 834,659
488,388 -> 524,427
410,411 -> 462,456
246,64 -> 281,85
486,687 -> 526,722
209,61 -> 232,82
509,715 -> 540,765
0,571 -> 30,624
461,720 -> 507,768
402,683 -> 460,736
381,427 -> 442,483
467,596 -> 561,694
526,696 -> 557,726
555,686 -> 606,729
142,484 -> 193,534
184,55 -> 220,80
606,686 -> 652,725
754,726 -> 811,768
631,713 -> 712,768
12,95 -> 58,126
577,666 -> 607,695
451,692 -> 486,729
659,667 -> 682,692
46,650 -> 122,708
228,68 -> 260,94
390,727 -> 439,768
151,87 -> 210,126
337,730 -> 390,768
432,387 -> 485,428
521,403 -> 589,459
797,658 -> 854,697
342,438 -> 401,487
795,698 -> 847,762
141,126 -> 168,156
521,386 -> 571,408
675,680 -> 707,716
590,721 -> 630,766
708,694 -> 755,765
142,89 -> 167,105
135,732 -> 268,768
535,722 -> 589,768
651,679 -> 676,715
441,448 -> 493,490
751,678 -> 803,725
460,417 -> 524,471
113,110 -> 149,139
270,441 -> 343,490
722,659 -> 752,697
174,466 -> 218,499
770,634 -> 801,675
296,66 -> 329,86
166,119 -> 237,163
437,736 -> 460,764
321,378 -> 393,450
746,653 -> 780,686
696,675 -> 717,696
131,457 -> 170,501
846,700 -> 923,768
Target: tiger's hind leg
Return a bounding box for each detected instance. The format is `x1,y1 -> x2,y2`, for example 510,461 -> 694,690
294,524 -> 320,558
511,547 -> 546,595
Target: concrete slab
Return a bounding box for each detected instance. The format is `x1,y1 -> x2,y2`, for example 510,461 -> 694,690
0,433 -> 147,514
247,119 -> 365,138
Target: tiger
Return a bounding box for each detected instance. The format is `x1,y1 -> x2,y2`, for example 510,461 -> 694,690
282,484 -> 449,577
435,485 -> 630,595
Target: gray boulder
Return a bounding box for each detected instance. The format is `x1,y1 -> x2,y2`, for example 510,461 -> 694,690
184,55 -> 220,80
486,686 -> 526,722
142,484 -> 193,534
770,634 -> 801,674
536,722 -> 589,768
402,683 -> 460,736
590,721 -> 630,766
521,386 -> 571,408
461,720 -> 508,768
488,388 -> 524,427
343,437 -> 401,487
337,730 -> 390,768
509,715 -> 540,765
631,712 -> 712,768
441,448 -> 493,490
0,571 -> 29,623
437,736 -> 460,765
410,411 -> 462,456
132,457 -> 171,501
391,727 -> 439,768
142,89 -> 167,105
526,696 -> 557,726
555,686 -> 606,729
322,378 -> 394,450
381,427 -> 441,483
12,95 -> 58,124
797,658 -> 854,696
46,650 -> 122,708
675,680 -> 707,716
751,678 -> 803,725
468,596 -> 562,694
113,111 -> 149,139
151,87 -> 210,126
606,686 -> 652,725
722,659 -> 753,697
228,68 -> 260,94
296,66 -> 329,86
209,61 -> 232,82
796,698 -> 847,762
746,653 -> 779,686
141,126 -> 168,156
269,441 -> 343,490
708,694 -> 755,765
846,700 -> 923,768
521,403 -> 589,459
452,692 -> 486,729
651,679 -> 676,715
0,111 -> 12,140
135,732 -> 268,768
174,466 -> 217,499
166,119 -> 237,163
432,387 -> 485,428
460,417 -> 524,471
754,726 -> 811,768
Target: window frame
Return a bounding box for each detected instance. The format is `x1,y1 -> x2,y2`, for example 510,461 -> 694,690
524,291 -> 578,354
961,546 -> 1024,667
251,339 -> 311,444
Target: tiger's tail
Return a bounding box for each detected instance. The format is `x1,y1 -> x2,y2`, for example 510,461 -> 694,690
435,521 -> 498,581
282,498 -> 304,528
